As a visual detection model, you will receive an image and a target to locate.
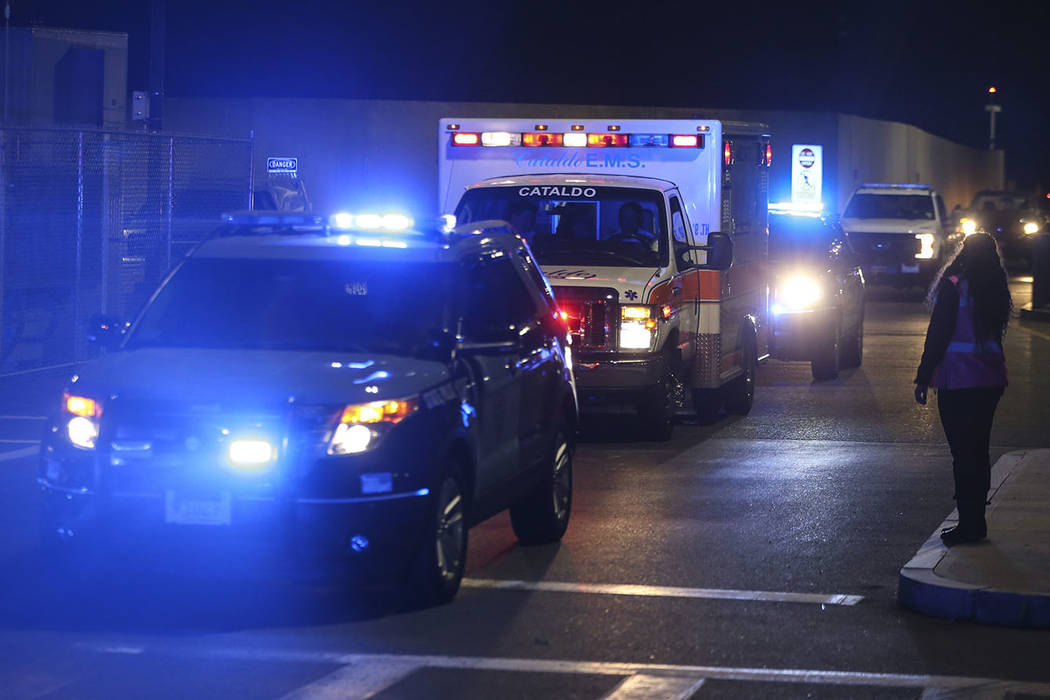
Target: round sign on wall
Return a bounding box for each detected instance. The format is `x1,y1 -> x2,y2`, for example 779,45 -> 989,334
798,148 -> 816,168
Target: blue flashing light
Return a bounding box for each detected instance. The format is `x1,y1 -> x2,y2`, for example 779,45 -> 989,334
628,133 -> 670,148
769,201 -> 824,217
328,212 -> 416,232
413,487 -> 431,497
859,183 -> 931,190
332,212 -> 354,229
224,212 -> 325,226
440,214 -> 457,233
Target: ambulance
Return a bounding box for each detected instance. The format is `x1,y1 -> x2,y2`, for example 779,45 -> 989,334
439,118 -> 771,439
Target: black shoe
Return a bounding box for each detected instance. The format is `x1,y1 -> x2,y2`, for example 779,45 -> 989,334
942,523 -> 986,539
940,525 -> 981,546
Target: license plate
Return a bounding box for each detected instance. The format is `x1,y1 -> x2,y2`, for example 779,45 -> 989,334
165,490 -> 232,526
901,263 -> 920,274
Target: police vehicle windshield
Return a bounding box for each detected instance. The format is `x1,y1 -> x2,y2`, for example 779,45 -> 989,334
843,194 -> 934,220
126,257 -> 453,355
455,186 -> 668,267
769,214 -> 836,261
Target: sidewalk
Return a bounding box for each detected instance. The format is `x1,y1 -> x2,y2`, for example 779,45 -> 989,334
898,450 -> 1050,627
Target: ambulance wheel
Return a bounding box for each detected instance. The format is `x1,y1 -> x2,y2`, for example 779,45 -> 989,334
639,364 -> 681,441
692,388 -> 722,425
407,463 -> 467,607
840,316 -> 864,369
511,430 -> 573,545
724,343 -> 757,415
811,332 -> 840,381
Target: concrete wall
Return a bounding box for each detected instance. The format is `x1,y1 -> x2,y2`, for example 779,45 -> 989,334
165,97 -> 1000,218
836,114 -> 1004,212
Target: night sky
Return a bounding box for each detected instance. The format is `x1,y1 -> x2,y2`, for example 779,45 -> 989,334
17,0 -> 1050,189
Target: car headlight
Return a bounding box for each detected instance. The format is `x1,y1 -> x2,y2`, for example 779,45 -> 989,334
1023,221 -> 1040,235
227,438 -> 277,470
774,275 -> 822,314
328,397 -> 419,455
960,218 -> 977,236
619,305 -> 656,350
63,393 -> 101,449
914,233 -> 936,259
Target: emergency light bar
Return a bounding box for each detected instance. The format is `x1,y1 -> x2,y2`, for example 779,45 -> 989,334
450,131 -> 705,148
223,212 -> 326,226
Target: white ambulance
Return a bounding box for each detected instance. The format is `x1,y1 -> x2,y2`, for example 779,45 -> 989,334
438,118 -> 771,439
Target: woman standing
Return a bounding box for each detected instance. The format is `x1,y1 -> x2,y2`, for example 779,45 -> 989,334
915,233 -> 1012,546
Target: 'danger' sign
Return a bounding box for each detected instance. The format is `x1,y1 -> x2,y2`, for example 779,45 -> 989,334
790,145 -> 822,205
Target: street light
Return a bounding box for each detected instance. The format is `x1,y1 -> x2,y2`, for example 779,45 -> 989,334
985,86 -> 1001,151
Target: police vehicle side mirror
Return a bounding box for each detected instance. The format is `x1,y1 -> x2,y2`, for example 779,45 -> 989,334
87,313 -> 126,351
683,232 -> 733,271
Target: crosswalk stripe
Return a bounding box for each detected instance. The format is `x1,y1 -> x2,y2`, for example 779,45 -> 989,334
603,673 -> 705,700
461,578 -> 864,606
280,660 -> 418,700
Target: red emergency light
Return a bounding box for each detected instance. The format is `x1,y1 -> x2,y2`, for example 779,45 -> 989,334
587,133 -> 629,147
764,143 -> 773,167
523,132 -> 565,147
451,132 -> 481,146
671,134 -> 701,148
723,141 -> 733,166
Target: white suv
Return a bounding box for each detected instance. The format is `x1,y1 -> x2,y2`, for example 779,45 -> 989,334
840,184 -> 951,284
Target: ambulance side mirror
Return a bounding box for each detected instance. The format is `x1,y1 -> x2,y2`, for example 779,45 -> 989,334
682,232 -> 733,271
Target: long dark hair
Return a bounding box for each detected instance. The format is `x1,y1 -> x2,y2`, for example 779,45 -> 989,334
927,233 -> 1012,340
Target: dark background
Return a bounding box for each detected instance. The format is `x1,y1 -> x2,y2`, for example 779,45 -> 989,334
14,0 -> 1050,190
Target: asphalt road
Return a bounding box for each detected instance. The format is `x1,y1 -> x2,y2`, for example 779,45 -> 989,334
1,278 -> 1048,699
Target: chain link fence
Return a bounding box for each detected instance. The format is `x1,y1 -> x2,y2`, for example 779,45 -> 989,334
0,127 -> 253,375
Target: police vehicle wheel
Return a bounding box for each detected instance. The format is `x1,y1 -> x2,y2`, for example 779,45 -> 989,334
510,430 -> 573,545
811,333 -> 840,381
724,343 -> 757,415
692,389 -> 722,424
408,464 -> 467,607
840,317 -> 864,369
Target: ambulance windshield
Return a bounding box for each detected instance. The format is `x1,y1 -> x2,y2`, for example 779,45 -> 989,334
455,186 -> 668,267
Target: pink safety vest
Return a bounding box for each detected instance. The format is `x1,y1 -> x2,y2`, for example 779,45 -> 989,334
931,276 -> 1008,390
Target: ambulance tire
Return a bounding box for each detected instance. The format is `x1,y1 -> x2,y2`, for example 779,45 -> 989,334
724,341 -> 757,415
510,429 -> 573,545
692,388 -> 723,425
639,362 -> 679,441
811,332 -> 840,381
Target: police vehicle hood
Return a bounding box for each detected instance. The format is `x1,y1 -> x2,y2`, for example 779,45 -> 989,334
840,218 -> 940,234
69,348 -> 449,407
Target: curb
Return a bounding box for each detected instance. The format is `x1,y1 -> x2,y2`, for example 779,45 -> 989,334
897,451 -> 1050,628
1019,302 -> 1050,322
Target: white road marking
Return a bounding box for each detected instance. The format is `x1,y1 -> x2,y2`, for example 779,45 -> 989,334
0,361 -> 75,379
603,673 -> 705,700
0,446 -> 38,462
87,645 -> 1050,694
0,439 -> 40,444
461,578 -> 864,606
0,415 -> 47,420
280,659 -> 418,700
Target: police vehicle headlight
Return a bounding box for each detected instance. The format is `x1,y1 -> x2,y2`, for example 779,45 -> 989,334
1023,221 -> 1040,235
619,305 -> 656,350
960,218 -> 977,236
63,394 -> 101,450
774,275 -> 823,314
328,397 -> 419,455
914,233 -> 936,259
227,438 -> 277,470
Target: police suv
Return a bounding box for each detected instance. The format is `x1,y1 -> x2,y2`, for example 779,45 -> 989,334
440,118 -> 772,438
38,212 -> 577,605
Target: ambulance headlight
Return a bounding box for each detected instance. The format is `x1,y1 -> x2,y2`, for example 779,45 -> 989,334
775,275 -> 822,313
1023,221 -> 1040,235
328,397 -> 419,455
914,233 -> 936,259
619,305 -> 657,350
960,218 -> 977,236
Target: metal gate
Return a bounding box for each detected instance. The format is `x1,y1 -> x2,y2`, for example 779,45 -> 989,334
0,127 -> 253,375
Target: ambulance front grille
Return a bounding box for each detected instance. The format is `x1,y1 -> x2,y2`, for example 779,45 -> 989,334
550,286 -> 618,350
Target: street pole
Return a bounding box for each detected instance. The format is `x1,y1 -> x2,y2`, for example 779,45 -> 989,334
3,1 -> 11,123
985,86 -> 1001,151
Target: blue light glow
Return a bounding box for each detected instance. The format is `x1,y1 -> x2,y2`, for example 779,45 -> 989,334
628,133 -> 670,147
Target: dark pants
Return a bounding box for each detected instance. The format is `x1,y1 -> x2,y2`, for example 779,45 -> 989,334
936,386 -> 1004,532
